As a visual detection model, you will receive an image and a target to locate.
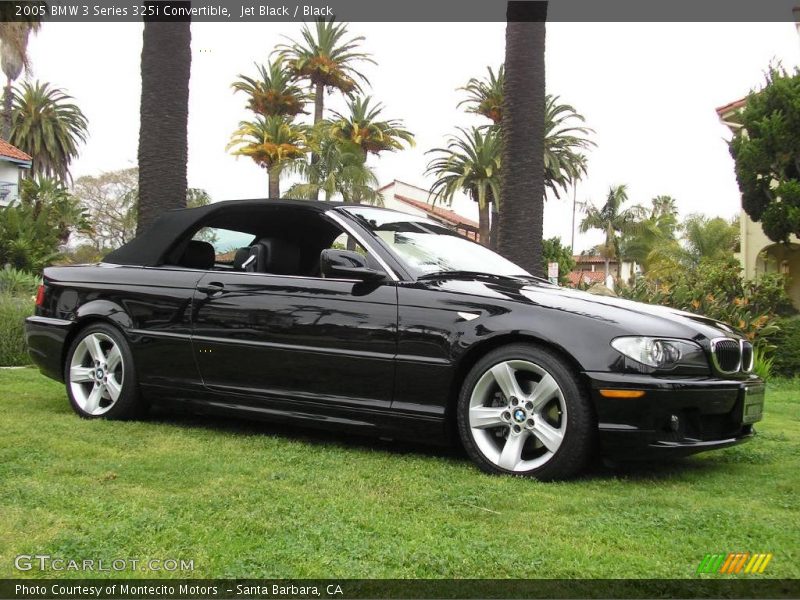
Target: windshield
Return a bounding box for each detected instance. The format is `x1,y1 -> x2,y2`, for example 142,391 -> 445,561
343,206 -> 530,278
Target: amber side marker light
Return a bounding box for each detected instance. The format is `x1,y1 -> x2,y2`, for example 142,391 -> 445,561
599,389 -> 646,399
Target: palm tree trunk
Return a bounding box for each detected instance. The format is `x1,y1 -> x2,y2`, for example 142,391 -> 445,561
137,11 -> 191,234
268,165 -> 280,198
2,78 -> 12,141
349,147 -> 368,205
307,81 -> 325,201
478,201 -> 490,247
604,258 -> 610,287
497,1 -> 547,277
313,82 -> 324,124
489,201 -> 499,250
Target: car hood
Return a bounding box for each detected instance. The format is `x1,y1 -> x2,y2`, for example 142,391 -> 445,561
417,276 -> 742,341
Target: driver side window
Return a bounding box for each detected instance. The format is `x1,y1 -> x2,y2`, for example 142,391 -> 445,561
328,232 -> 368,257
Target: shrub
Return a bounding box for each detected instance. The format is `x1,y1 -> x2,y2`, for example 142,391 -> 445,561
542,237 -> 576,285
771,316 -> 800,378
0,294 -> 33,366
618,258 -> 794,347
752,346 -> 774,381
0,266 -> 40,296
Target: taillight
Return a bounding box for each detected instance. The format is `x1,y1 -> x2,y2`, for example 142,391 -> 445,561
35,284 -> 45,307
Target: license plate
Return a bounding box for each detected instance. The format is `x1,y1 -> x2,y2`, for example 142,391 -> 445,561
741,383 -> 765,424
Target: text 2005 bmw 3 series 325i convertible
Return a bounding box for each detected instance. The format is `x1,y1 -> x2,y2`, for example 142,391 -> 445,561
25,199 -> 765,480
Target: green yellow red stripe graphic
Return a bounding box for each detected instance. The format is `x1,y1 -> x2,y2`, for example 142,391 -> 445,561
696,552 -> 772,574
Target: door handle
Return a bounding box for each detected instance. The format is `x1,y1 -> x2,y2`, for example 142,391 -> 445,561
197,282 -> 225,296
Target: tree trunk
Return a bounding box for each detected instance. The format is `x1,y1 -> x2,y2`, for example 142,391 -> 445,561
268,165 -> 280,198
489,202 -> 499,250
308,81 -> 325,201
137,8 -> 191,234
604,258 -> 610,287
313,82 -> 324,124
497,1 -> 547,277
478,201 -> 490,247
2,78 -> 12,141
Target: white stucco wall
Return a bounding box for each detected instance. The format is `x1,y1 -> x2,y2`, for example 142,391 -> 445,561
741,213 -> 800,309
0,162 -> 22,207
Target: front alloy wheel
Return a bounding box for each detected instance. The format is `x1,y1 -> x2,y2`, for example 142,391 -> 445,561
457,344 -> 595,480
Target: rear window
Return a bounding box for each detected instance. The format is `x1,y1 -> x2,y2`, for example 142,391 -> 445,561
192,227 -> 255,262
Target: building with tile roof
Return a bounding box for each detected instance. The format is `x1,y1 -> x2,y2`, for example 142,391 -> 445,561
0,139 -> 32,207
716,98 -> 800,309
378,180 -> 480,241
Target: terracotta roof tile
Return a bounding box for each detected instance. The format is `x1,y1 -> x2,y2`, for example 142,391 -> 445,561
715,97 -> 747,117
0,139 -> 31,163
573,255 -> 614,264
394,194 -> 480,231
567,270 -> 608,286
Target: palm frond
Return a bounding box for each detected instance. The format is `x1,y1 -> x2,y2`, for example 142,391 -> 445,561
275,19 -> 374,95
10,80 -> 89,183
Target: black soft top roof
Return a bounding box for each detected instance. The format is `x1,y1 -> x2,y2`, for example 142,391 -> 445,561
104,199 -> 341,266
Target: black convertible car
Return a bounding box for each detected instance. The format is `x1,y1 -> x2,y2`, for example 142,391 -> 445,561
25,199 -> 764,480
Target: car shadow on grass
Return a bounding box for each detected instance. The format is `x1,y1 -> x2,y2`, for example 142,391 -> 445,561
147,405 -> 466,462
583,456 -> 725,482
145,405 -> 732,481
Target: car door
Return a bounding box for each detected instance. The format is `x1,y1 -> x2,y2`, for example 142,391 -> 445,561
191,232 -> 398,412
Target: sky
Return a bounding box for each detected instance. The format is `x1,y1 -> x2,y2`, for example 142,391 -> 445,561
25,20 -> 800,252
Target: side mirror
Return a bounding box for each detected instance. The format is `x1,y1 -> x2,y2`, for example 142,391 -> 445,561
320,249 -> 386,282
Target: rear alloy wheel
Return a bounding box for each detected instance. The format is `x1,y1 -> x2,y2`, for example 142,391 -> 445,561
65,323 -> 143,419
457,344 -> 595,480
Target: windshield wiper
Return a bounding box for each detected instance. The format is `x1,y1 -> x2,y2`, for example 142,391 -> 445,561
416,270 -> 530,282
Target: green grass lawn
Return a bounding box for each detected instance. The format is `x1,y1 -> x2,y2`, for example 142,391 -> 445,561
0,368 -> 798,579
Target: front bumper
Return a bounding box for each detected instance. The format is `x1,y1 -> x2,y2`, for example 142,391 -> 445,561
585,372 -> 763,460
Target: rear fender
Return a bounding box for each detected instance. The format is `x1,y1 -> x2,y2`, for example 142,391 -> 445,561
75,299 -> 134,330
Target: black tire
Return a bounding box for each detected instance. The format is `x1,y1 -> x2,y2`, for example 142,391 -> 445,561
64,322 -> 145,420
456,343 -> 596,480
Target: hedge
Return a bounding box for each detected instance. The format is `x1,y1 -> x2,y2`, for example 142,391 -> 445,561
0,294 -> 33,367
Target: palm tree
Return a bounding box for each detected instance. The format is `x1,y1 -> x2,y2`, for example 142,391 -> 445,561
286,135 -> 381,204
651,195 -> 678,220
579,184 -> 645,285
137,19 -> 191,234
329,96 -> 414,159
277,19 -> 373,199
277,19 -> 373,125
683,214 -> 740,263
0,8 -> 42,140
619,196 -> 679,274
426,127 -> 501,246
10,81 -> 88,182
232,59 -> 307,117
459,65 -> 504,124
543,95 -> 593,199
497,3 -> 548,275
645,214 -> 740,280
459,66 -> 594,200
227,115 -> 307,198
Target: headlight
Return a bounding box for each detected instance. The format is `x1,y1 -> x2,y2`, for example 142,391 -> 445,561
611,337 -> 707,370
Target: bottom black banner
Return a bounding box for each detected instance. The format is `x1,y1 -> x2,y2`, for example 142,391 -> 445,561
1,579 -> 799,599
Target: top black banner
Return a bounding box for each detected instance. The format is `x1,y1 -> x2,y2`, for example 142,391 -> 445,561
2,0 -> 800,22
